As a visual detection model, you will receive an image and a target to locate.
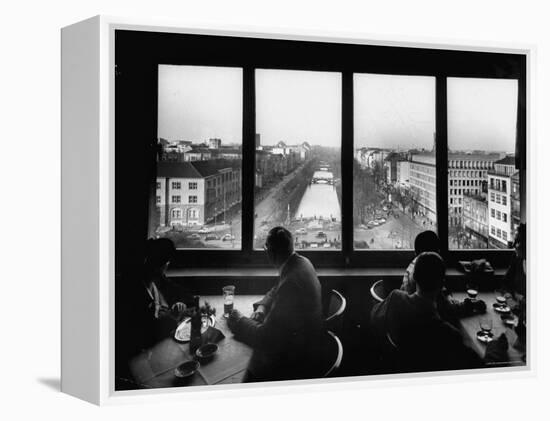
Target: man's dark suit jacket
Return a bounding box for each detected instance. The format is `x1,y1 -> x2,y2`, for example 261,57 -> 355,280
371,290 -> 485,373
232,253 -> 323,382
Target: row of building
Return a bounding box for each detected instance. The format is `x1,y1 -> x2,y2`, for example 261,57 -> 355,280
154,135 -> 311,228
355,145 -> 520,247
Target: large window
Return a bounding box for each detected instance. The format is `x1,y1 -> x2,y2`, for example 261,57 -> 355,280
119,31 -> 526,268
447,77 -> 519,250
254,69 -> 342,250
353,74 -> 436,249
151,65 -> 243,249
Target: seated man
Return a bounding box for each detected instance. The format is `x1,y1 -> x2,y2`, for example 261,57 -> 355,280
372,252 -> 508,373
401,230 -> 484,323
228,226 -> 323,382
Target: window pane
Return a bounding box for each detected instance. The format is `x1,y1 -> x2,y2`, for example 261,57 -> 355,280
354,74 -> 436,250
447,77 -> 519,249
150,65 -> 243,249
254,69 -> 342,250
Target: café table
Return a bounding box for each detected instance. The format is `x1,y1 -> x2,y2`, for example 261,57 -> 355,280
129,295 -> 263,388
451,291 -> 526,367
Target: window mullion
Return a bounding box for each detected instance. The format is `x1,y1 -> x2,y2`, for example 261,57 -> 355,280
435,75 -> 449,257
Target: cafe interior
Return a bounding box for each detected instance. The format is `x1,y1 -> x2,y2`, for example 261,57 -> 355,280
114,30 -> 527,391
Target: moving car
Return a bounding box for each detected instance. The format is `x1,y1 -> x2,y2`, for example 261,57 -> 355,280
295,228 -> 307,235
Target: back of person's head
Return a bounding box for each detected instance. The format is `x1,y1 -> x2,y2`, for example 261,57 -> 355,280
413,252 -> 445,294
144,238 -> 175,271
266,226 -> 294,257
414,230 -> 440,255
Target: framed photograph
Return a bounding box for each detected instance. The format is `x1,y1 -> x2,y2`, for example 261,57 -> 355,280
61,16 -> 532,405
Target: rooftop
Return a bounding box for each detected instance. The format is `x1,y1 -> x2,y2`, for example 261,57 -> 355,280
494,156 -> 517,166
157,159 -> 240,179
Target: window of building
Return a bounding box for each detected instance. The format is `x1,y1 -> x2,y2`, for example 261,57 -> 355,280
503,213 -> 507,223
171,208 -> 182,219
151,65 -> 243,249
502,195 -> 507,206
255,69 -> 342,250
353,74 -> 436,249
156,196 -> 161,204
156,182 -> 161,190
448,77 -> 518,249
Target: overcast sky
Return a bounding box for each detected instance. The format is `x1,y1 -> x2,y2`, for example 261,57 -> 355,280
158,66 -> 518,153
158,65 -> 242,144
256,69 -> 341,147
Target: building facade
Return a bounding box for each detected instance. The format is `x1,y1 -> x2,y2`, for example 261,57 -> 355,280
462,193 -> 489,247
488,156 -> 518,247
155,160 -> 242,228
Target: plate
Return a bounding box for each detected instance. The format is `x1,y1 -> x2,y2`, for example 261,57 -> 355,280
492,303 -> 511,313
174,360 -> 200,378
476,330 -> 494,343
174,315 -> 216,342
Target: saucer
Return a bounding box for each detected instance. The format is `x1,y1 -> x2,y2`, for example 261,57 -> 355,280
492,303 -> 511,313
476,330 -> 494,343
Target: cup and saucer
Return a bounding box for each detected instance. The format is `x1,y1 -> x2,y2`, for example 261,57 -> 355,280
492,296 -> 511,313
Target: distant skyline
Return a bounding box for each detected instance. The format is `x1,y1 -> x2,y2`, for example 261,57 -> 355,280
158,66 -> 517,154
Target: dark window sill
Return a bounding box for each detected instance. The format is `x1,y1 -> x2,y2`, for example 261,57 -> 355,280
167,266 -> 507,279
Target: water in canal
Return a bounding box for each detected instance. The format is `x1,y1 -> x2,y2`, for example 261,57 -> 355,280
295,178 -> 341,221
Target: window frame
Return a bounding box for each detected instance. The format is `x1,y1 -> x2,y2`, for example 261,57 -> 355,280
115,30 -> 525,270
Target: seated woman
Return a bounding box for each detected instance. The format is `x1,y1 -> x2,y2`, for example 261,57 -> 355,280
142,238 -> 187,325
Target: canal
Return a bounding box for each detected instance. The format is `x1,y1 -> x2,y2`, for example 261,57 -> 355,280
295,175 -> 341,221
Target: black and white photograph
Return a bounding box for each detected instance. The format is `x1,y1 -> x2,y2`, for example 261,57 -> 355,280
113,30 -> 528,392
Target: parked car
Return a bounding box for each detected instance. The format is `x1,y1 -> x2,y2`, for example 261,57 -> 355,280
221,234 -> 235,241
295,228 -> 307,235
316,231 -> 327,238
309,243 -> 319,248
323,242 -> 331,248
205,234 -> 219,241
188,233 -> 201,240
198,228 -> 209,234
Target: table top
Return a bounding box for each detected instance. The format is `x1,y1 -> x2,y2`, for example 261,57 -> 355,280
452,291 -> 526,367
129,295 -> 263,389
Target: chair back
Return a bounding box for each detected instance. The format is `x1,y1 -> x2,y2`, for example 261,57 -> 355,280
324,289 -> 346,335
370,278 -> 403,303
321,330 -> 343,377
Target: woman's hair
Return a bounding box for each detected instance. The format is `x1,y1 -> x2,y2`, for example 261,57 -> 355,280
413,251 -> 446,293
414,230 -> 440,255
144,238 -> 176,271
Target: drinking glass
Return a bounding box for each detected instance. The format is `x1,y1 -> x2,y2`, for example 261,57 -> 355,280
222,285 -> 236,318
